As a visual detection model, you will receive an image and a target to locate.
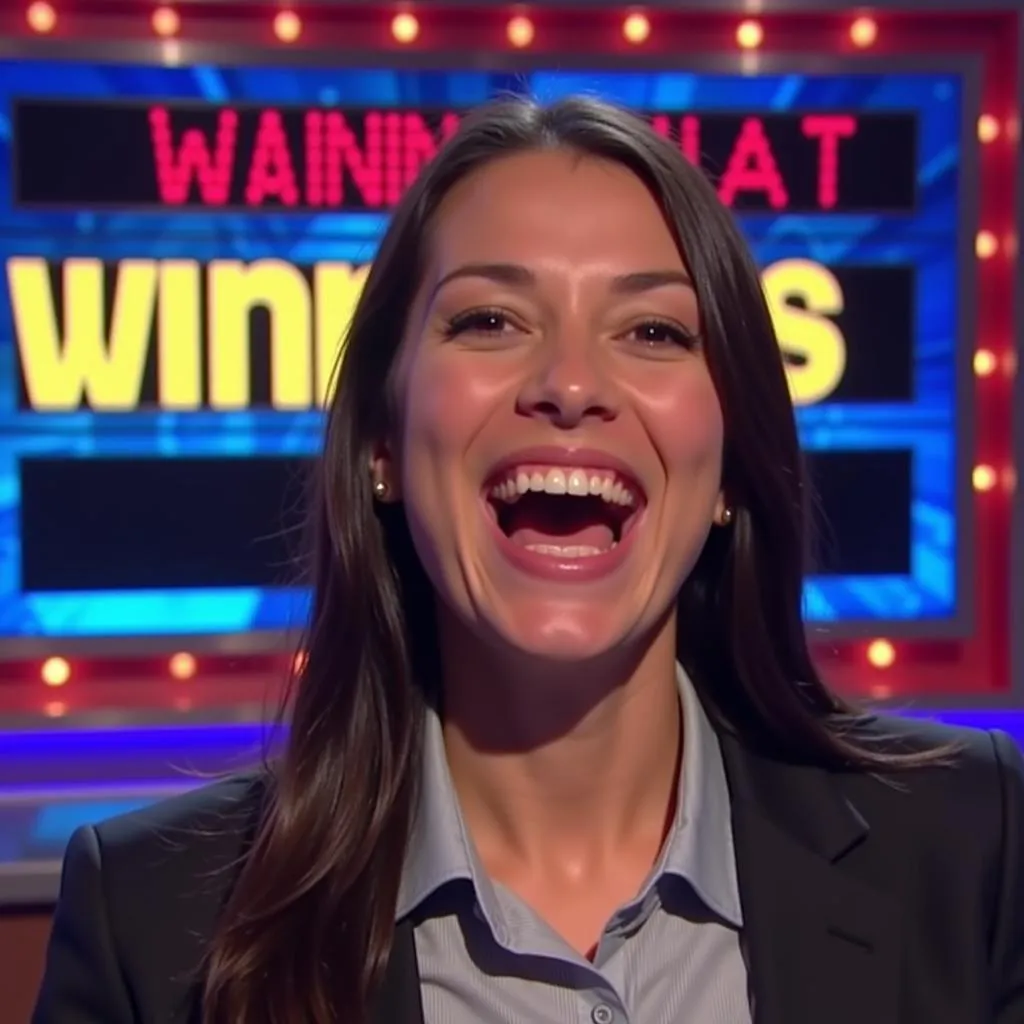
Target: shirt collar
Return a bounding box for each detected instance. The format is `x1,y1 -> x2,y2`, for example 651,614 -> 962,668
396,664 -> 742,928
659,663 -> 743,925
396,694 -> 498,923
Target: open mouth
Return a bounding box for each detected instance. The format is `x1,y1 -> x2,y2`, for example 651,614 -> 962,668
484,465 -> 645,558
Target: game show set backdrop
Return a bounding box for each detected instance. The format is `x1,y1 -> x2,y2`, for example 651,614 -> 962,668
0,60 -> 967,643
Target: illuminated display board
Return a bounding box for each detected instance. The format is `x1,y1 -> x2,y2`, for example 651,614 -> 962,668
0,62 -> 964,643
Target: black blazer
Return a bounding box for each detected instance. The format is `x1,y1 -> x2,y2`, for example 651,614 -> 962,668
32,715 -> 1024,1024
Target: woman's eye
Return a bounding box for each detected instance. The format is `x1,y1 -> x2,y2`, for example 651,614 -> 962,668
443,309 -> 513,338
628,319 -> 698,348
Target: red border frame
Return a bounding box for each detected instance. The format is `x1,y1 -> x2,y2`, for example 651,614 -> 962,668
0,3 -> 1016,708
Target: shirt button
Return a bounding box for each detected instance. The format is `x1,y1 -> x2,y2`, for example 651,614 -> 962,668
591,1004 -> 615,1024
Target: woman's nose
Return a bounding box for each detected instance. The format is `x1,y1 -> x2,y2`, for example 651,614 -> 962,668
514,334 -> 620,429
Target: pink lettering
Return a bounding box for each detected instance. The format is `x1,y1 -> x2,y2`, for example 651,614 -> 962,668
149,106 -> 237,205
802,115 -> 857,210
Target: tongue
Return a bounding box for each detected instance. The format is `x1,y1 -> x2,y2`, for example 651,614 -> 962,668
503,496 -> 616,551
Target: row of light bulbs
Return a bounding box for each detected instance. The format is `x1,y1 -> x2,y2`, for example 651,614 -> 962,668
22,2 -> 883,51
39,652 -> 198,686
35,638 -> 903,690
19,3 -> 1015,150
36,650 -> 312,687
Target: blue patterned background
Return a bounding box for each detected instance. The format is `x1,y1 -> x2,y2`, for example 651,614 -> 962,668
0,63 -> 962,640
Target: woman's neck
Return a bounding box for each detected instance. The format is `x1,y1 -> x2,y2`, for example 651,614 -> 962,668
438,618 -> 682,874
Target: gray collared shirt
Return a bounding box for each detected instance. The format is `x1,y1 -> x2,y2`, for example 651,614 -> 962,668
397,666 -> 752,1023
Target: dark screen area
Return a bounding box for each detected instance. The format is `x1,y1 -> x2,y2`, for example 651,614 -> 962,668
18,450 -> 911,591
19,457 -> 309,590
805,449 -> 912,576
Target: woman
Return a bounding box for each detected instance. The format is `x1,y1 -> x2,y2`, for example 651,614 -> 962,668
34,96 -> 1024,1024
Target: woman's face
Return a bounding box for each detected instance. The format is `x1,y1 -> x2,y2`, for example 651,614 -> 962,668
382,148 -> 725,663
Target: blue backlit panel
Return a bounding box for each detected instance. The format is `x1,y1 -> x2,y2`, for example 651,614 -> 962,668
0,62 -> 964,640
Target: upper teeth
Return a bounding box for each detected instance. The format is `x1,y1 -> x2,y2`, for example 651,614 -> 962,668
489,467 -> 637,506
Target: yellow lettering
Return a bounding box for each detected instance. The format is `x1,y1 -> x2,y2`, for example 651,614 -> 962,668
207,258 -> 312,410
9,256 -> 155,411
158,260 -> 202,409
8,256 -> 855,413
313,262 -> 370,406
762,258 -> 846,407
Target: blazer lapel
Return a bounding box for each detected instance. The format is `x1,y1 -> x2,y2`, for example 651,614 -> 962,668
371,919 -> 424,1024
719,732 -> 904,1024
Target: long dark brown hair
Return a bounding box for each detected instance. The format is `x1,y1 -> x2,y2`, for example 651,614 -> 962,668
203,95 -> 945,1023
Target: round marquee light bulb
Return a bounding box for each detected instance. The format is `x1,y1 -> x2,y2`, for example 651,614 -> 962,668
507,15 -> 534,48
26,1 -> 56,33
849,16 -> 877,48
392,12 -> 420,44
152,6 -> 179,37
273,10 -> 301,42
736,19 -> 763,50
975,230 -> 998,259
977,114 -> 1000,143
974,349 -> 997,377
41,656 -> 71,687
622,12 -> 650,45
866,639 -> 895,669
973,464 -> 997,492
168,652 -> 197,680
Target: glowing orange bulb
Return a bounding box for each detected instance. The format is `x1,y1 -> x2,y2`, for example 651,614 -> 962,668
976,230 -> 998,259
622,12 -> 650,45
974,349 -> 997,377
41,656 -> 71,687
849,16 -> 877,48
866,639 -> 895,669
506,15 -> 534,48
273,10 -> 301,42
169,652 -> 197,680
391,12 -> 419,43
978,114 -> 1000,143
152,6 -> 179,37
26,1 -> 56,33
973,464 -> 997,491
736,19 -> 763,50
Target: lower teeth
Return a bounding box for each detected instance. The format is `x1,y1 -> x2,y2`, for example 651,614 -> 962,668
524,543 -> 614,557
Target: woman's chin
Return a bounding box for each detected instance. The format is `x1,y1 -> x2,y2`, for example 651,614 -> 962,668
487,604 -> 637,664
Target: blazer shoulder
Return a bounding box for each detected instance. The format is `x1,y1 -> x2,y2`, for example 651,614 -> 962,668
90,769 -> 270,939
852,712 -> 1018,771
843,714 -> 1024,844
93,769 -> 268,867
35,772 -> 269,1024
